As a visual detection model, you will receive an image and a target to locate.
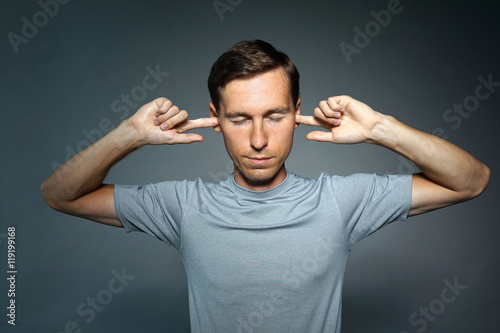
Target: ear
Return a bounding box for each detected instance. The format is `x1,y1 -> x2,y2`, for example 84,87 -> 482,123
209,101 -> 222,133
294,97 -> 301,129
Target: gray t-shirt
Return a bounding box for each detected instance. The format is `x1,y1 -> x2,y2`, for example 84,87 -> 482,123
115,171 -> 412,332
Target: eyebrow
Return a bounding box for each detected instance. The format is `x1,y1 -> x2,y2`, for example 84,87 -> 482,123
224,107 -> 291,118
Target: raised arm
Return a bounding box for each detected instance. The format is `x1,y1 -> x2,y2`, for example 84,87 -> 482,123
296,95 -> 490,216
41,98 -> 218,226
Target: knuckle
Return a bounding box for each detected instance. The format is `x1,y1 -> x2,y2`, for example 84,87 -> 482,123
327,98 -> 338,109
165,119 -> 176,130
158,113 -> 170,122
162,98 -> 172,108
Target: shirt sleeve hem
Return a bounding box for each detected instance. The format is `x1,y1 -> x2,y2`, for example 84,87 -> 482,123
114,184 -> 139,233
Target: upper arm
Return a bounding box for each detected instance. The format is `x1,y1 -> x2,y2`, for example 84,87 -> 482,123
409,173 -> 473,216
45,184 -> 123,227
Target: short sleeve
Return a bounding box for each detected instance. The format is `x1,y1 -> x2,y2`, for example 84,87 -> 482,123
328,173 -> 412,249
114,181 -> 190,250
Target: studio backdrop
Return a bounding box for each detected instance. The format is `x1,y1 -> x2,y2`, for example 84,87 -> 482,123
1,0 -> 499,332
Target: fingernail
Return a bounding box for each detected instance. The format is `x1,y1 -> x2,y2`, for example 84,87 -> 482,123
161,123 -> 168,130
154,120 -> 160,126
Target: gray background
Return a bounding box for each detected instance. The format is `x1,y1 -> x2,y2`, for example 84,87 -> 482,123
1,0 -> 499,332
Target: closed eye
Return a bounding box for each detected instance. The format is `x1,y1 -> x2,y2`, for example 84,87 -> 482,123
268,117 -> 284,122
231,119 -> 248,125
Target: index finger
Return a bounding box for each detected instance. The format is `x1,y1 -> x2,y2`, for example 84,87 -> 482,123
295,115 -> 331,128
180,117 -> 219,131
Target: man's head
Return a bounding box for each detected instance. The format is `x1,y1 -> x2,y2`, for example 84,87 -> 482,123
208,40 -> 301,190
208,40 -> 300,113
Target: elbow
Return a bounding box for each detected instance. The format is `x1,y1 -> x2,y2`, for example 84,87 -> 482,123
40,180 -> 62,212
467,163 -> 491,199
40,181 -> 54,209
478,163 -> 491,194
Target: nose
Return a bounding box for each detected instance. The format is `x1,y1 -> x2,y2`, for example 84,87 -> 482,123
250,120 -> 268,151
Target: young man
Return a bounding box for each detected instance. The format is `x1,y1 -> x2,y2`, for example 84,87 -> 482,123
41,40 -> 490,332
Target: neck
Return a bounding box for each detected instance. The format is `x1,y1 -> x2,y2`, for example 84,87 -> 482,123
234,165 -> 287,191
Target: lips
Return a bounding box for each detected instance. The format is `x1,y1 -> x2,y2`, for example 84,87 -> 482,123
246,156 -> 272,165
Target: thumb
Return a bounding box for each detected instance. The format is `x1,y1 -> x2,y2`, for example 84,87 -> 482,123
306,130 -> 334,142
173,133 -> 205,144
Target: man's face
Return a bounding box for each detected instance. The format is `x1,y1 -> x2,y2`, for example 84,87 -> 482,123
210,67 -> 300,191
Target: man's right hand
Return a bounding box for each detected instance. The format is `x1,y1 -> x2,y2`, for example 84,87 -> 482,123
126,97 -> 219,146
41,97 -> 219,227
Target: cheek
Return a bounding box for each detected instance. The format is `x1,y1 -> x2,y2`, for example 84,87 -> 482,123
273,123 -> 295,147
270,129 -> 293,158
220,126 -> 247,153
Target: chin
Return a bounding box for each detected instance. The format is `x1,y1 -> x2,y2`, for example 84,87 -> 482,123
241,167 -> 281,184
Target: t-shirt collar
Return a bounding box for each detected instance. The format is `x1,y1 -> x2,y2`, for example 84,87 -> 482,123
228,170 -> 294,200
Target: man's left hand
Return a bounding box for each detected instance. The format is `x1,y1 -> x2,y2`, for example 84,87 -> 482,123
296,95 -> 383,144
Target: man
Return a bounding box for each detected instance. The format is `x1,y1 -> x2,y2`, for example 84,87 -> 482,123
41,40 -> 490,332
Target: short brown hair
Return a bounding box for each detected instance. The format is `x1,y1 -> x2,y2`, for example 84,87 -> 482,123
208,40 -> 300,112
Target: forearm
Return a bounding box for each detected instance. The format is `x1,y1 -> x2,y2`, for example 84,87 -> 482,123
369,114 -> 490,196
41,120 -> 142,209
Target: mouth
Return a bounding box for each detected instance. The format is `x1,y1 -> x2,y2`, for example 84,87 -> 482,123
245,156 -> 272,165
